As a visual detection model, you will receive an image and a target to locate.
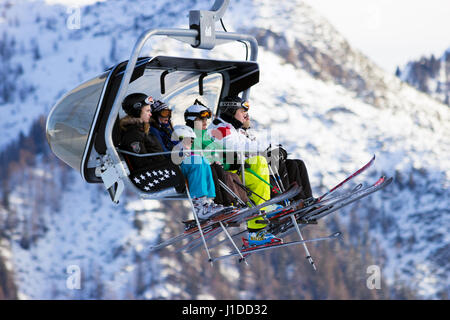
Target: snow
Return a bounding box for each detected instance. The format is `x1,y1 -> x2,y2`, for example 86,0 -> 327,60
8,169 -> 170,299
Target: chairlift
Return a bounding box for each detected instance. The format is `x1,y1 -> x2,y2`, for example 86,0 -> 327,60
46,1 -> 383,265
46,0 -> 259,204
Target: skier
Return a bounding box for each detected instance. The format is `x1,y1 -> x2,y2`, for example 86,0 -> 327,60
208,96 -> 281,245
149,99 -> 177,152
184,100 -> 249,206
170,124 -> 226,212
119,93 -> 224,220
184,99 -> 223,164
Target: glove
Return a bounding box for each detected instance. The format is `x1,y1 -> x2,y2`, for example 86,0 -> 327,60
265,144 -> 288,161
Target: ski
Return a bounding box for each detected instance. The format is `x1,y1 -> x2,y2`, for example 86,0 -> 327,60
210,232 -> 342,262
273,175 -> 388,227
272,176 -> 392,238
182,183 -> 301,234
150,156 -> 378,253
302,176 -> 392,222
179,199 -> 304,253
266,184 -> 360,222
263,155 -> 376,225
149,183 -> 301,251
317,154 -> 376,202
176,226 -> 224,253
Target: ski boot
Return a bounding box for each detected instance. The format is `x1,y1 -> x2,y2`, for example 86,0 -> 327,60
194,202 -> 228,220
244,229 -> 283,247
264,204 -> 284,219
192,197 -> 231,221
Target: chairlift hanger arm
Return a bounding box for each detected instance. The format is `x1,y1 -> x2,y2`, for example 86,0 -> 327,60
189,0 -> 230,49
210,0 -> 230,20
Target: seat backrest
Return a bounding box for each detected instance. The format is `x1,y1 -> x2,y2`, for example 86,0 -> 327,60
128,159 -> 186,194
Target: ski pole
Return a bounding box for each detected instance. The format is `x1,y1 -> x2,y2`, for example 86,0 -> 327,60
234,179 -> 268,203
290,215 -> 317,271
268,165 -> 289,206
217,179 -> 247,206
185,187 -> 214,266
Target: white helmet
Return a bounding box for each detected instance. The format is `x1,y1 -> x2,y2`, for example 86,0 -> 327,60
172,125 -> 196,141
184,101 -> 212,122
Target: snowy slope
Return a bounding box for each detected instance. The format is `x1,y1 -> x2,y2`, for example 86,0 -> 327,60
0,0 -> 449,299
4,154 -> 179,299
397,48 -> 450,106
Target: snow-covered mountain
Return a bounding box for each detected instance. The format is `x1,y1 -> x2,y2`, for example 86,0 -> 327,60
396,48 -> 450,106
0,0 -> 449,299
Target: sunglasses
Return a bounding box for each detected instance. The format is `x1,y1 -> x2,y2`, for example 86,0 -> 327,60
158,109 -> 172,118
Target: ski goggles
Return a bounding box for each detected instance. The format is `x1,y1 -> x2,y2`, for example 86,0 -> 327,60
132,96 -> 154,110
219,100 -> 250,111
185,110 -> 212,120
198,110 -> 212,119
144,96 -> 154,105
158,109 -> 172,118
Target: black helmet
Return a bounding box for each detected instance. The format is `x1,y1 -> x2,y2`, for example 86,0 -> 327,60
218,96 -> 250,116
122,93 -> 153,118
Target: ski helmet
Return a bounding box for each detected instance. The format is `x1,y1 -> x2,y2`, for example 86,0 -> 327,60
172,125 -> 196,142
184,100 -> 212,123
218,96 -> 250,116
122,93 -> 153,118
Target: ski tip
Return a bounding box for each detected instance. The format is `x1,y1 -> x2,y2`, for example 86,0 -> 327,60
238,257 -> 248,264
331,231 -> 342,238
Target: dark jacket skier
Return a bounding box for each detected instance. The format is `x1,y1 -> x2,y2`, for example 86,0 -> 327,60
119,96 -> 166,170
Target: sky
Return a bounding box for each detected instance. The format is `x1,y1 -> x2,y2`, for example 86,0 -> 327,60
303,0 -> 450,72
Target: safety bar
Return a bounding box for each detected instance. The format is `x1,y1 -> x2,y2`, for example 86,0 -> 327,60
116,148 -> 264,157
